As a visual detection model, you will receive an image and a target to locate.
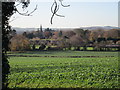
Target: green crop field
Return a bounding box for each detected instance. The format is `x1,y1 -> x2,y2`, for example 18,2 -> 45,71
8,51 -> 119,89
8,51 -> 119,57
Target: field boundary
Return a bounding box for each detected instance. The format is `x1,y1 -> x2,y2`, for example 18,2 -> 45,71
8,55 -> 115,58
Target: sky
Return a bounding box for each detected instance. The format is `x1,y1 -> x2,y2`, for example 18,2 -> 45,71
9,0 -> 119,28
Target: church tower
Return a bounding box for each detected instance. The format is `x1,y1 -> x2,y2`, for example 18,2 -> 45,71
40,25 -> 43,32
39,24 -> 45,39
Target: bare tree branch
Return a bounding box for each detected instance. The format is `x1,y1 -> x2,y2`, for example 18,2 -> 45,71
55,5 -> 65,17
51,1 -> 64,17
51,0 -> 59,24
27,5 -> 37,15
14,4 -> 37,16
59,0 -> 70,7
14,1 -> 69,24
50,0 -> 70,24
9,16 -> 19,23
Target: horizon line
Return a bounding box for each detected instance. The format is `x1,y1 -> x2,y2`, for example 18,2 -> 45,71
12,25 -> 119,29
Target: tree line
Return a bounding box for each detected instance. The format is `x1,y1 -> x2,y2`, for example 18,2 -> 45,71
9,28 -> 120,51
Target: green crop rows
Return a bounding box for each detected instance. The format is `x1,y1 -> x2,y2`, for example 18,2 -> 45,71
8,51 -> 119,88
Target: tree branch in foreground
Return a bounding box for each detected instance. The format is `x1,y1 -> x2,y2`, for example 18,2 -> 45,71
51,0 -> 70,24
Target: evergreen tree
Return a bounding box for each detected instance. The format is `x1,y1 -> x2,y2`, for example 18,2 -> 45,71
2,2 -> 30,89
2,2 -> 15,89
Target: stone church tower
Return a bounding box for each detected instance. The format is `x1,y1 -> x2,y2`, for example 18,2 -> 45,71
39,24 -> 45,39
37,25 -> 42,32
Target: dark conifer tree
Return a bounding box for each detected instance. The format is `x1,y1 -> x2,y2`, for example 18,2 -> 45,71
2,2 -> 15,89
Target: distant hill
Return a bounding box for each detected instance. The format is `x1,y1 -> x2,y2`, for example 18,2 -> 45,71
80,26 -> 120,30
11,27 -> 37,34
12,27 -> 60,34
12,26 -> 120,34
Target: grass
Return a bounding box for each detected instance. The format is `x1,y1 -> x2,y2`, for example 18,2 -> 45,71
8,51 -> 119,88
8,50 -> 119,57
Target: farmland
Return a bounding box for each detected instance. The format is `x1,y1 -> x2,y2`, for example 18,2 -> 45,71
8,50 -> 119,57
8,51 -> 119,89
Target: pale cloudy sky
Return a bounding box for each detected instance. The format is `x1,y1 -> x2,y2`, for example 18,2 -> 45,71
9,0 -> 119,28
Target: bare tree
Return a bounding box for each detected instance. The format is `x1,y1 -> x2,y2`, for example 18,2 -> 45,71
70,35 -> 85,50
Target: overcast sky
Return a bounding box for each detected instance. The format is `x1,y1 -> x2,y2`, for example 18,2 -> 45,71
9,0 -> 119,28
